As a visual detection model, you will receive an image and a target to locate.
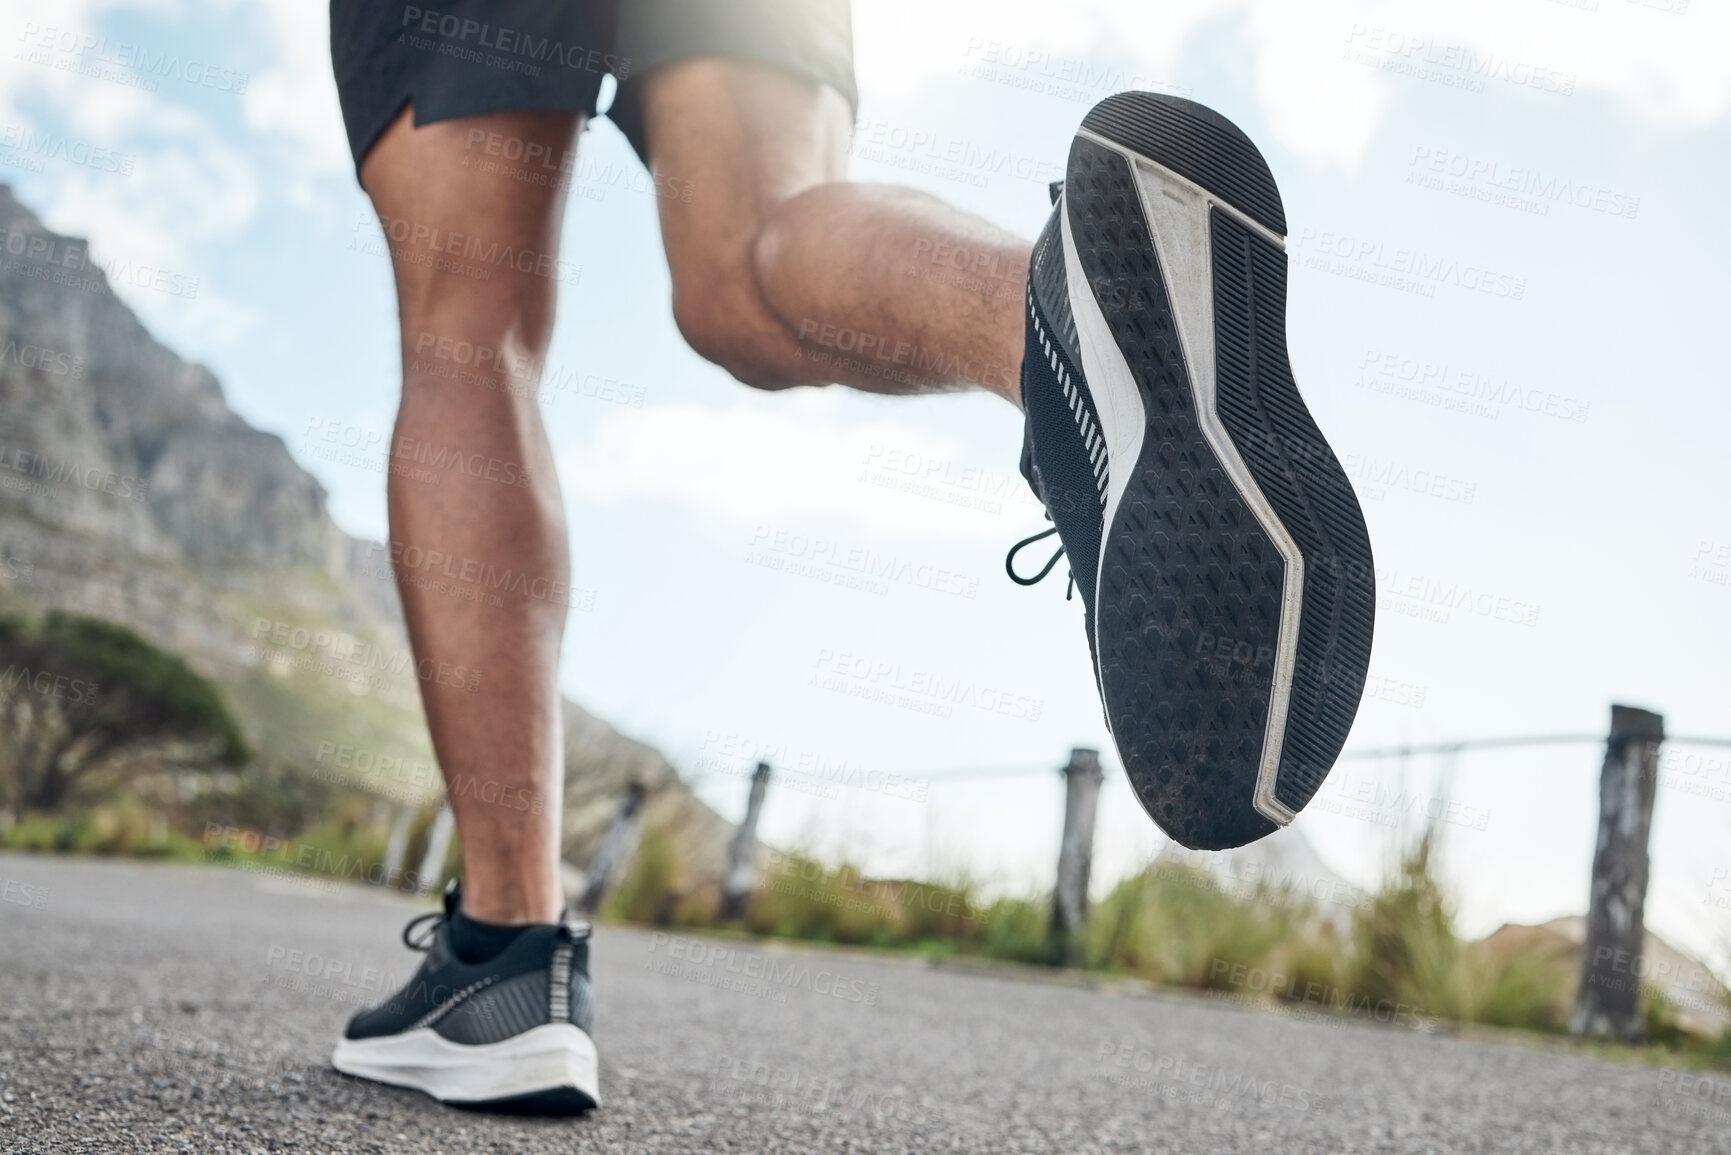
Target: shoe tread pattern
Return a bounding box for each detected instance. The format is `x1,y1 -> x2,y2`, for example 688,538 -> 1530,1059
1082,92 -> 1286,235
1068,134 -> 1281,850
1209,210 -> 1374,812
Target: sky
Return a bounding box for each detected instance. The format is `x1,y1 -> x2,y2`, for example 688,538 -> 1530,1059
2,0 -> 1729,972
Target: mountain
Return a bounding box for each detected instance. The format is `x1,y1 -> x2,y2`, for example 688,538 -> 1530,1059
0,184 -> 733,878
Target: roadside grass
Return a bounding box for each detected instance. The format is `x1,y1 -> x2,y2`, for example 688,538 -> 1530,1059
7,792 -> 1724,1058
1340,823 -> 1577,1031
0,790 -> 460,895
2,801 -> 207,858
616,812 -> 1722,1052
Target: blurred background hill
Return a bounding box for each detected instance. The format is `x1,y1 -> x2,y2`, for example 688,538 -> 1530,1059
0,184 -> 732,876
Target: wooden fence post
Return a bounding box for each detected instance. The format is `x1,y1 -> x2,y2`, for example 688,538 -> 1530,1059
579,782 -> 647,914
1570,704 -> 1664,1041
1052,747 -> 1104,963
414,800 -> 455,894
379,804 -> 413,888
720,762 -> 772,920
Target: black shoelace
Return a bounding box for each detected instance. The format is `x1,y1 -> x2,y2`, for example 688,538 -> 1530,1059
402,909 -> 445,951
1005,520 -> 1075,601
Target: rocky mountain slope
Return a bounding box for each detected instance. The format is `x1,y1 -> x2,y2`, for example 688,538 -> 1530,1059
0,184 -> 733,877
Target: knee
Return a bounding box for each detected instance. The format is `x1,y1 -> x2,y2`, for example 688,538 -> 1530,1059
400,294 -> 551,401
669,218 -> 833,392
671,284 -> 816,392
749,189 -> 824,310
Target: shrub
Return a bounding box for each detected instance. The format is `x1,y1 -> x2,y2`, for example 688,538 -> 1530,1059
1,813 -> 62,851
1081,865 -> 1304,987
1643,983 -> 1688,1048
1269,926 -> 1345,1004
0,611 -> 249,818
1463,939 -> 1576,1032
893,876 -> 985,945
1346,821 -> 1466,1019
608,827 -> 680,925
744,857 -> 899,945
980,895 -> 1060,966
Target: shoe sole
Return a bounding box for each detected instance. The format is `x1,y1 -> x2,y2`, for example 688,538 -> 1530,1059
1063,92 -> 1376,850
331,1022 -> 599,1113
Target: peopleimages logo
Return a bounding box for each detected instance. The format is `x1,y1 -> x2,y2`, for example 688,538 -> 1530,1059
264,945 -> 392,996
1207,960 -> 1430,1028
646,933 -> 882,1007
398,6 -> 630,78
1094,1042 -> 1326,1113
0,226 -> 199,299
747,526 -> 979,599
1341,454 -> 1477,505
1406,146 -> 1640,221
699,730 -> 931,804
808,647 -> 1044,722
795,318 -> 1016,393
1372,565 -> 1542,628
0,123 -> 135,175
851,117 -> 1062,187
957,36 -> 1191,104
313,741 -> 441,794
15,22 -> 250,94
1354,347 -> 1590,424
354,211 -> 583,288
365,543 -> 597,612
249,616 -> 481,694
0,664 -> 100,706
0,442 -> 150,502
0,337 -> 84,379
1292,227 -> 1527,301
1342,25 -> 1576,96
1,879 -> 49,911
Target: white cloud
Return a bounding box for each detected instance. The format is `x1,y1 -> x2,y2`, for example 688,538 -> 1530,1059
561,395 -> 1036,540
855,0 -> 1105,99
860,0 -> 1731,169
0,0 -> 334,342
244,0 -> 350,196
5,7 -> 258,212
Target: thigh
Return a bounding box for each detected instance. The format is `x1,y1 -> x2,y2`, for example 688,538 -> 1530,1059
360,106 -> 585,352
607,0 -> 857,166
638,58 -> 852,313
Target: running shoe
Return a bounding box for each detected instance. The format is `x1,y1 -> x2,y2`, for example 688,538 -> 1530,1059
1009,91 -> 1376,850
331,883 -> 599,1112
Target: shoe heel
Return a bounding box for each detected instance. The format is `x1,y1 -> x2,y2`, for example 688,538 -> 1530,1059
1081,91 -> 1287,237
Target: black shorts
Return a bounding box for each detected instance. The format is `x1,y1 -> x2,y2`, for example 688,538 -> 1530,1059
331,0 -> 857,175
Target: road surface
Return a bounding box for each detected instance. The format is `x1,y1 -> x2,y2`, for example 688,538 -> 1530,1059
1,853 -> 1725,1153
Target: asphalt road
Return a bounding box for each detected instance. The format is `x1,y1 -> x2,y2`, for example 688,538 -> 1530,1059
1,854 -> 1726,1154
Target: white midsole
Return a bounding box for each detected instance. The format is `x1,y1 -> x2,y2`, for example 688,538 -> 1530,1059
331,1022 -> 600,1106
1063,129 -> 1302,827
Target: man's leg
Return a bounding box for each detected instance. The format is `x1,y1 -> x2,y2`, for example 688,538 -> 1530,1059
639,63 -> 1378,852
360,106 -> 577,925
640,59 -> 1029,405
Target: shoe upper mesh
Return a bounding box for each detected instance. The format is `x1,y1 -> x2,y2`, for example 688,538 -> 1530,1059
343,922 -> 593,1042
1020,204 -> 1108,630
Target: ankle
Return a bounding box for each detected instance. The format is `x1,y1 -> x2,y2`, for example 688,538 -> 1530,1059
457,877 -> 564,925
449,905 -> 536,964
